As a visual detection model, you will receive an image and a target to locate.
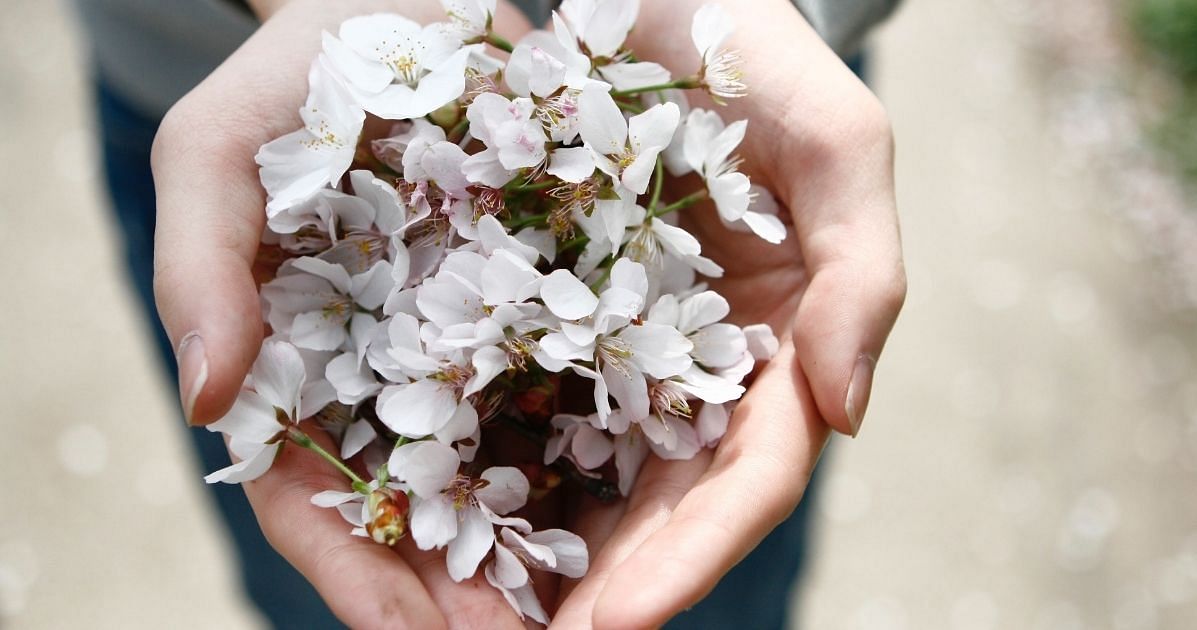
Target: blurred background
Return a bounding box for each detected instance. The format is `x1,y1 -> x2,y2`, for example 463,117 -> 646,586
2,0 -> 1197,628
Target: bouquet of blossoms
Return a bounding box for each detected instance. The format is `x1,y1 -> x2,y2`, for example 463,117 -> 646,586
203,0 -> 786,622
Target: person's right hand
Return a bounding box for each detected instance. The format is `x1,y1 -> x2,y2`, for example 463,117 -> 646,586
150,1 -> 538,627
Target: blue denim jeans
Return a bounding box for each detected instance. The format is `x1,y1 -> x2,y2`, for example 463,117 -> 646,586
96,67 -> 839,626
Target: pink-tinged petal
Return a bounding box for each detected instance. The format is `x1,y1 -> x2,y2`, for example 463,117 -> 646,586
208,390 -> 284,444
203,442 -> 279,484
548,146 -> 596,183
476,467 -> 530,515
310,489 -> 361,508
447,507 -> 495,581
541,269 -> 599,320
395,441 -> 459,498
579,84 -> 628,154
492,542 -> 530,588
411,494 -> 458,550
613,431 -> 649,496
743,324 -> 780,360
571,423 -> 615,469
462,149 -> 516,188
690,322 -> 748,369
500,528 -> 556,568
466,345 -> 508,396
677,291 -> 731,333
524,529 -> 589,578
690,3 -> 734,60
250,341 -> 307,417
377,380 -> 459,437
605,407 -> 632,434
628,102 -> 680,155
695,401 -> 731,447
420,141 -> 472,195
340,419 -> 377,459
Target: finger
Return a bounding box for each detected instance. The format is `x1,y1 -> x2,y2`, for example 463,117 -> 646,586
550,454 -> 710,628
627,0 -> 906,437
394,542 -> 528,630
150,7 -> 334,426
591,343 -> 830,630
243,429 -> 446,630
152,1 -> 536,426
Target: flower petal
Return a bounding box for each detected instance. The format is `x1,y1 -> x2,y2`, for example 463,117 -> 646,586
541,269 -> 599,320
475,467 -> 530,515
447,506 -> 495,581
377,380 -> 459,437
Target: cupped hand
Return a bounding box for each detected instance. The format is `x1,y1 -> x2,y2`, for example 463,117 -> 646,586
150,1 -> 539,627
551,1 -> 906,627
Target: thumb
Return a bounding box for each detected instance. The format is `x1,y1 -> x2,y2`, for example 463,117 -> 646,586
151,117 -> 266,425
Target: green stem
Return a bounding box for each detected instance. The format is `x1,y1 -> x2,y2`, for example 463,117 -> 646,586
287,426 -> 369,493
447,117 -> 471,144
588,258 -> 615,290
610,77 -> 701,98
648,157 -> 665,212
506,212 -> 549,230
560,235 -> 590,251
508,180 -> 557,192
651,189 -> 709,218
484,33 -> 515,53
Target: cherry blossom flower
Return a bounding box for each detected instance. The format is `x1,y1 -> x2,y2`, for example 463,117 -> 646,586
486,527 -> 588,622
683,108 -> 786,243
204,341 -> 306,484
256,59 -> 365,213
691,4 -> 746,101
262,257 -> 394,352
536,259 -> 693,423
392,442 -> 532,581
440,0 -> 497,40
322,14 -> 472,119
579,84 -> 680,194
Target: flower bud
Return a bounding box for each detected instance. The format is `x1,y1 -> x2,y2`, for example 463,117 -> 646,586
365,489 -> 410,546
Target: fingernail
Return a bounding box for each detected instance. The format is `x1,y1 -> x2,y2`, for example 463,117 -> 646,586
845,354 -> 876,437
177,332 -> 208,425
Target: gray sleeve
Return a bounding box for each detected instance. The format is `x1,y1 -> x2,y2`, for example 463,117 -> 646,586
792,0 -> 902,56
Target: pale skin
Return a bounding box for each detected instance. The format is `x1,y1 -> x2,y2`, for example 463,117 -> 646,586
150,0 -> 904,628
